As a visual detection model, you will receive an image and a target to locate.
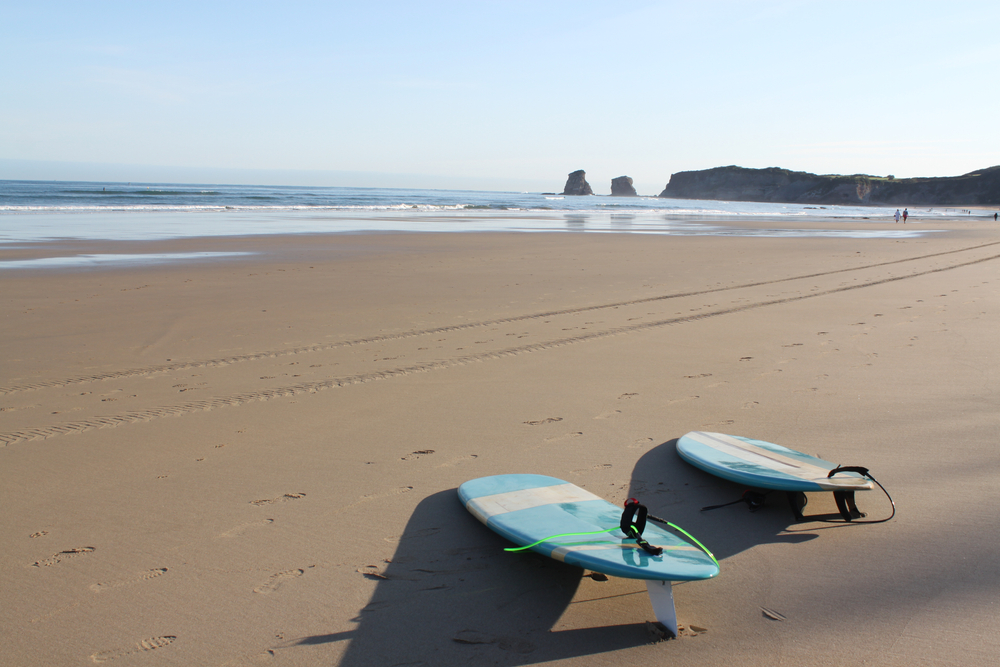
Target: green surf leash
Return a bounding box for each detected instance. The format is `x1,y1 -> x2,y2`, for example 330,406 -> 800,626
503,515 -> 719,568
648,514 -> 719,567
504,526 -> 621,552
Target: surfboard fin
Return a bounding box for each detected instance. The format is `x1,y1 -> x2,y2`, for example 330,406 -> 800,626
828,467 -> 868,520
646,580 -> 678,638
833,491 -> 866,521
787,491 -> 808,521
787,490 -> 866,522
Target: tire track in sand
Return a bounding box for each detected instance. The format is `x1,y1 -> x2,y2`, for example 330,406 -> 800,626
3,250 -> 999,447
3,240 -> 997,397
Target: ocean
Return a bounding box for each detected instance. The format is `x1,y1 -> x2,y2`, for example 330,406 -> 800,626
1,179 -> 954,244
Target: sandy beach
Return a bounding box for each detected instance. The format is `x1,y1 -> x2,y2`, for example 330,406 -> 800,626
3,217 -> 1000,666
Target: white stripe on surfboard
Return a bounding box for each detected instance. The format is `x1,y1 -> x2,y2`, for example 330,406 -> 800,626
687,432 -> 872,490
550,542 -> 700,563
465,483 -> 602,524
688,432 -> 830,474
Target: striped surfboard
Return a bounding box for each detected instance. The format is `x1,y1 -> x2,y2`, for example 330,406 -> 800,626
676,431 -> 874,492
458,473 -> 719,635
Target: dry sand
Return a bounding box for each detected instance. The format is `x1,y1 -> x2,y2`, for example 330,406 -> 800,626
2,218 -> 1000,666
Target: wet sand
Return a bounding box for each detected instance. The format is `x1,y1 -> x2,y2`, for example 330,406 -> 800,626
2,218 -> 1000,665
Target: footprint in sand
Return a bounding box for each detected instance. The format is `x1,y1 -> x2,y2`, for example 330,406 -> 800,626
30,601 -> 81,624
218,518 -> 274,538
382,526 -> 442,544
90,636 -> 176,662
401,450 -> 435,461
543,432 -> 583,443
628,437 -> 654,449
570,463 -> 612,475
343,486 -> 414,512
594,410 -> 621,420
90,568 -> 168,593
253,569 -> 304,594
436,454 -> 478,468
524,417 -> 562,426
677,624 -> 709,637
250,493 -> 306,506
666,396 -> 699,405
33,547 -> 95,567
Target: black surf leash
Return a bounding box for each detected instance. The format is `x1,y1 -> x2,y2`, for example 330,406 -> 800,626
700,466 -> 895,523
701,489 -> 771,512
620,498 -> 663,556
819,466 -> 896,524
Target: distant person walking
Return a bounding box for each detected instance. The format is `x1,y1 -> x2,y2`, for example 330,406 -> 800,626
894,209 -> 901,223
995,212 -> 997,221
902,208 -> 909,223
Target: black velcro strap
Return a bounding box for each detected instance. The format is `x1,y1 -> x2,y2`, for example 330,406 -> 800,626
827,465 -> 870,478
620,499 -> 648,536
621,499 -> 663,556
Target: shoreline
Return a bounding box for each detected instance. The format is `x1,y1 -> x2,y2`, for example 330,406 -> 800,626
3,227 -> 1000,665
2,213 -> 998,270
2,195 -> 998,247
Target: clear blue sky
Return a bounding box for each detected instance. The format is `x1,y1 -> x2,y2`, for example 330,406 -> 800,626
2,1 -> 998,193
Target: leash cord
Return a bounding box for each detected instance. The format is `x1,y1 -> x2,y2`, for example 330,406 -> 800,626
817,473 -> 896,524
648,514 -> 719,567
504,519 -> 720,568
503,526 -> 621,552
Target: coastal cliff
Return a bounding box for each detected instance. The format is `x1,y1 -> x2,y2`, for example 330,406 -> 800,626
658,165 -> 1000,206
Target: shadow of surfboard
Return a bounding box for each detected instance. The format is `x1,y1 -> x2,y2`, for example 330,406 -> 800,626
309,439 -> 817,665
318,489 -> 653,666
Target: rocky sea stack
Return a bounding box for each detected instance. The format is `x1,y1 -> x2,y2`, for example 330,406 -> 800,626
562,170 -> 593,196
610,176 -> 637,197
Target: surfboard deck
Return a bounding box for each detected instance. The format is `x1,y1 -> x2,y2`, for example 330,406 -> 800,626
676,431 -> 874,492
458,473 -> 719,635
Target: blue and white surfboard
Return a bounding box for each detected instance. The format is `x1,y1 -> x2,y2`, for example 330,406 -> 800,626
458,473 -> 720,635
676,431 -> 874,492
